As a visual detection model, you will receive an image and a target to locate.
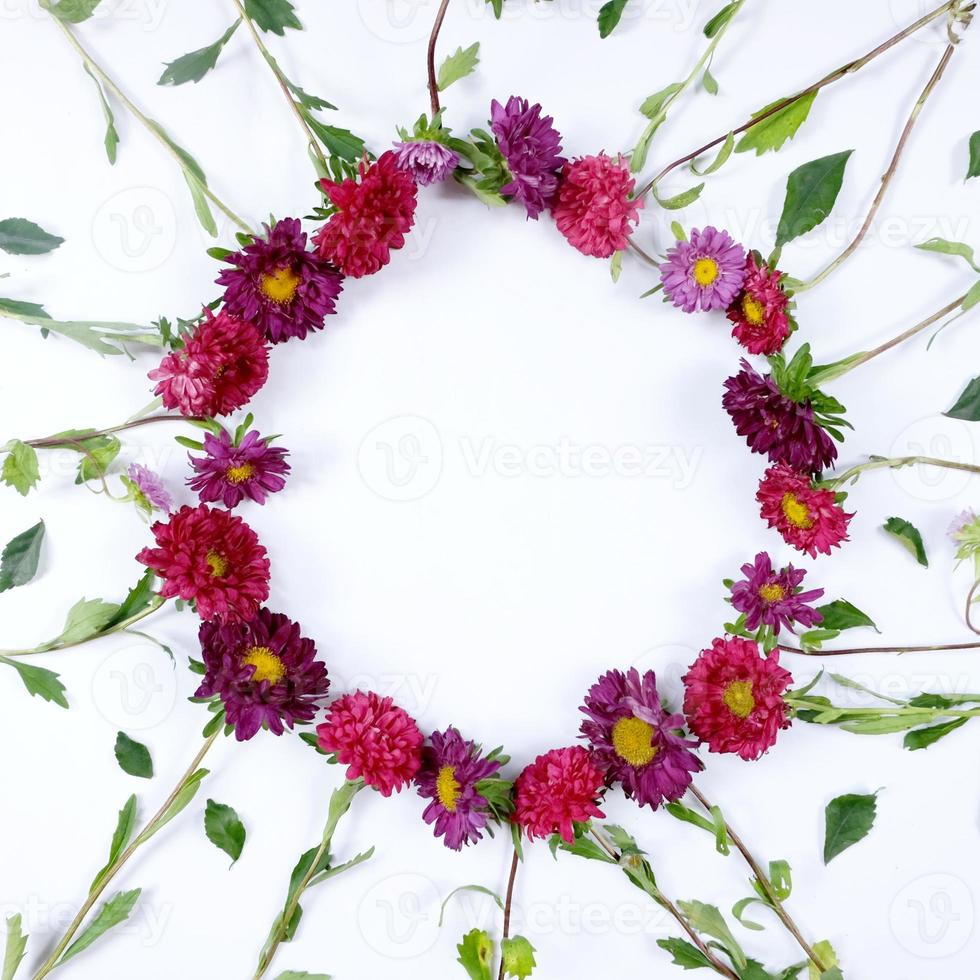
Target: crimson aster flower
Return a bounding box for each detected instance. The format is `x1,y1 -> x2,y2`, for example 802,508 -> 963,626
757,464 -> 853,558
551,153 -> 642,258
313,151 -> 418,278
136,503 -> 270,623
580,668 -> 702,809
490,96 -> 565,219
730,552 -> 824,633
415,726 -> 503,850
216,218 -> 344,344
392,139 -> 459,186
187,429 -> 290,509
316,690 -> 424,796
660,227 -> 746,313
513,746 -> 605,843
726,254 -> 792,354
682,637 -> 793,761
196,608 -> 330,741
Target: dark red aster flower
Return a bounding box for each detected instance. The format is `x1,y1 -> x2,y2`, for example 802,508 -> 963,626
136,504 -> 270,623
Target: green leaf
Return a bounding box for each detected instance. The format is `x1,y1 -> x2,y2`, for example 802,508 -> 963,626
704,1 -> 738,36
2,914 -> 28,980
0,218 -> 64,256
946,376 -> 980,421
903,716 -> 969,751
883,516 -> 928,567
2,441 -> 40,496
807,941 -> 840,980
158,22 -> 240,86
653,182 -> 705,210
656,937 -> 713,970
58,889 -> 141,965
501,936 -> 536,979
114,732 -> 153,779
457,929 -> 494,980
438,885 -> 503,926
83,65 -> 119,165
75,435 -> 121,484
690,132 -> 735,176
767,860 -> 792,901
816,599 -> 877,633
182,171 -> 218,237
0,657 -> 68,708
306,118 -> 366,162
962,280 -> 980,312
90,795 -> 138,893
967,131 -> 980,180
914,237 -> 980,273
731,896 -> 766,931
0,520 -> 45,593
244,0 -> 301,34
775,150 -> 853,247
437,43 -> 480,92
273,973 -> 331,980
823,792 -> 877,864
107,570 -> 158,628
736,91 -> 817,156
58,597 -> 120,645
597,0 -> 629,37
702,67 -> 719,95
639,82 -> 684,120
48,0 -> 102,23
204,799 -> 247,865
676,900 -> 746,971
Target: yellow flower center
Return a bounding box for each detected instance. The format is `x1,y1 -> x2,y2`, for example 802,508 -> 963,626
611,716 -> 658,767
260,266 -> 302,305
758,583 -> 786,603
693,257 -> 719,286
781,492 -> 814,529
742,294 -> 765,325
226,462 -> 255,485
242,645 -> 286,684
723,680 -> 756,719
436,765 -> 461,811
206,550 -> 228,578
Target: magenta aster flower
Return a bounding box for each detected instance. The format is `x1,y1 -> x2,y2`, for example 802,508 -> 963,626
580,668 -> 702,810
730,552 -> 824,634
722,360 -> 838,474
660,227 -> 747,313
727,254 -> 791,354
196,608 -> 330,741
514,746 -> 605,843
187,429 -> 289,509
126,463 -> 173,513
392,139 -> 459,186
490,96 -> 566,219
414,727 -> 502,850
216,218 -> 344,345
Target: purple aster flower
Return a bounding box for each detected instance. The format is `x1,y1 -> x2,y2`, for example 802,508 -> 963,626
948,508 -> 978,543
490,96 -> 565,219
392,139 -> 459,186
187,429 -> 289,509
730,552 -> 824,634
580,668 -> 702,809
414,727 -> 502,850
660,226 -> 747,313
216,217 -> 344,344
722,360 -> 838,474
126,463 -> 173,513
196,607 -> 330,741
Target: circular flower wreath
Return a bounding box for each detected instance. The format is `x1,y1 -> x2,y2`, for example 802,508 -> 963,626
3,2 -> 980,979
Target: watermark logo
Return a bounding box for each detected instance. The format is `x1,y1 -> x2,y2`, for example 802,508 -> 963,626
889,873 -> 974,958
888,417 -> 975,502
91,187 -> 177,273
91,642 -> 177,731
356,872 -> 442,958
358,416 -> 444,502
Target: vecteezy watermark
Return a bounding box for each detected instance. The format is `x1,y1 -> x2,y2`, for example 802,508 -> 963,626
888,417 -> 977,503
91,641 -> 178,731
889,873 -> 975,958
0,897 -> 173,948
356,872 -> 443,959
91,187 -> 178,274
331,669 -> 440,715
358,416 -> 444,502
0,0 -> 167,29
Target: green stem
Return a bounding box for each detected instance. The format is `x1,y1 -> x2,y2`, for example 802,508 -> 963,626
427,0 -> 452,118
496,846 -> 520,980
23,413 -> 205,451
786,698 -> 980,720
826,454 -> 980,491
780,639 -> 980,656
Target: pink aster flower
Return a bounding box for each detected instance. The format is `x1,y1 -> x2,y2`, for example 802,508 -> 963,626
126,463 -> 173,513
392,139 -> 459,186
757,464 -> 853,558
726,254 -> 791,354
551,153 -> 642,258
187,429 -> 290,509
513,746 -> 605,843
682,637 -> 793,761
316,691 -> 424,796
729,552 -> 824,634
660,227 -> 746,313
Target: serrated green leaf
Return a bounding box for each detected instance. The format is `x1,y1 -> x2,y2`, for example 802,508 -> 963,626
0,521 -> 44,593
914,237 -> 980,272
967,131 -> 980,181
2,442 -> 40,496
501,936 -> 536,979
903,716 -> 969,751
823,792 -> 877,864
204,799 -> 247,864
816,599 -> 877,633
306,118 -> 366,162
945,375 -> 980,421
114,732 -> 153,779
0,218 -> 64,256
2,914 -> 27,980
158,22 -> 240,86
775,150 -> 852,247
0,656 -> 68,708
437,43 -> 480,92
655,937 -> 713,970
58,889 -> 140,965
883,516 -> 928,567
736,91 -> 817,156
106,570 -> 159,629
90,795 -> 138,894
244,0 -> 301,34
808,941 -> 840,980
58,597 -> 120,645
457,929 -> 494,980
48,0 -> 102,24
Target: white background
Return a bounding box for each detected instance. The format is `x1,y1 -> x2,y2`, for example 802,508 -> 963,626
2,1 -> 980,977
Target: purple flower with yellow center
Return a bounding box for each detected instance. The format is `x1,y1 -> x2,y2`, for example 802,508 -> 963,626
414,726 -> 502,850
126,463 -> 173,513
729,552 -> 824,634
580,668 -> 702,809
187,429 -> 289,509
392,139 -> 459,186
216,217 -> 343,344
660,226 -> 747,313
196,607 -> 330,741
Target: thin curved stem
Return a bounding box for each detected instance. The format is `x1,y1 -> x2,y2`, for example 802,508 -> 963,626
427,0 -> 452,118
496,846 -> 520,980
966,580 -> 980,635
827,454 -> 980,491
24,413 -> 204,450
627,239 -> 662,269
780,639 -> 980,656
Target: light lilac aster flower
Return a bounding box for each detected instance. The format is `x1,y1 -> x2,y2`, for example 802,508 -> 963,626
187,430 -> 289,509
729,552 -> 824,634
948,509 -> 978,542
580,668 -> 702,809
660,227 -> 747,313
392,139 -> 459,186
127,463 -> 173,513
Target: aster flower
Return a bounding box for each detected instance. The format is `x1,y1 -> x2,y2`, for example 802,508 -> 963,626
757,464 -> 853,558
682,637 -> 793,761
552,153 -> 642,258
580,668 -> 702,809
196,608 -> 329,741
660,227 -> 746,313
489,96 -> 565,219
124,463 -> 173,514
722,359 -> 838,474
726,254 -> 792,354
392,139 -> 459,186
316,690 -> 423,796
188,429 -> 289,509
415,727 -> 504,850
729,552 -> 824,634
513,746 -> 605,843
313,151 -> 418,278
216,218 -> 344,344
948,508 -> 978,544
136,503 -> 270,623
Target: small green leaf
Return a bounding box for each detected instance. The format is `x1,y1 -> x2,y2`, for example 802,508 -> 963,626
776,150 -> 852,247
883,517 -> 928,567
703,1 -> 738,36
0,657 -> 68,708
144,769 -> 209,841
90,795 -> 138,893
2,441 -> 40,496
691,132 -> 735,176
2,914 -> 28,980
58,889 -> 141,965
244,0 -> 301,34
946,376 -> 980,421
439,885 -> 503,926
0,521 -> 44,593
597,0 -> 629,37
457,929 -> 494,980
83,64 -> 119,164
48,0 -> 102,24
501,936 -> 536,979
204,799 -> 247,865
653,182 -> 705,210
114,732 -> 153,779
437,43 -> 480,92
676,901 -> 746,971
58,597 -> 120,645
736,91 -> 817,156
656,937 -> 713,970
967,131 -> 980,180
914,237 -> 980,273
904,716 -> 969,751
107,570 -> 159,628
823,792 -> 877,864
306,118 -> 366,162
808,941 -> 840,980
183,171 -> 218,237
639,82 -> 684,120
815,599 -> 877,633
702,67 -> 719,95
158,22 -> 240,86
0,218 -> 64,256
